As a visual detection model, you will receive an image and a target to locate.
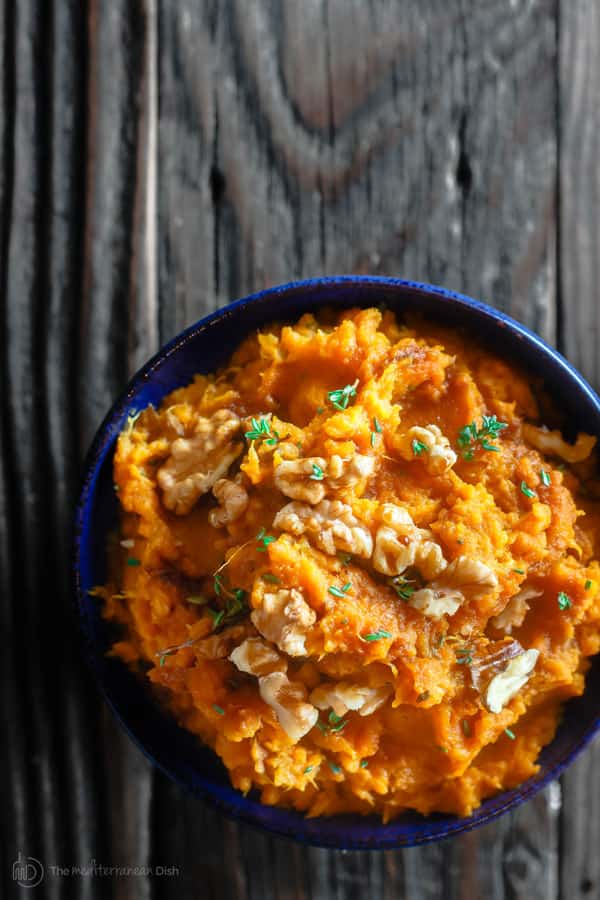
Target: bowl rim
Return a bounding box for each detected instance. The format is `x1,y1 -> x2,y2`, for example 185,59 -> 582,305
73,275 -> 600,849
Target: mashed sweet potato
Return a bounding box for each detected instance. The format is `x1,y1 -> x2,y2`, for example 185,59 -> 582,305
99,306 -> 600,820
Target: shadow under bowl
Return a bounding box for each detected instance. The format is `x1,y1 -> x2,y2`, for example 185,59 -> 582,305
74,276 -> 600,849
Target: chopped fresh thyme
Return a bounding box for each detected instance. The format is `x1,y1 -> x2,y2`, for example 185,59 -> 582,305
412,438 -> 428,456
437,745 -> 449,753
362,630 -> 393,642
327,379 -> 359,411
513,568 -> 525,575
212,704 -> 225,716
328,582 -> 352,598
390,575 -> 415,601
461,718 -> 472,737
585,580 -> 592,590
186,595 -> 208,605
329,761 -> 342,774
328,710 -> 348,733
540,470 -> 551,487
126,557 -> 141,567
304,765 -> 314,774
455,646 -> 474,665
371,417 -> 383,447
245,416 -> 279,446
261,573 -> 281,584
520,481 -> 537,499
310,463 -> 325,481
256,527 -> 276,551
360,759 -> 369,768
208,608 -> 225,629
557,591 -> 572,611
159,655 -> 166,667
457,415 -> 508,458
504,728 -> 516,740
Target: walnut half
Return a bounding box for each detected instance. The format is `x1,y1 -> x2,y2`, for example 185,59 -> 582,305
273,499 -> 374,558
157,409 -> 242,515
406,424 -> 457,474
208,474 -> 249,528
258,671 -> 319,742
372,503 -> 447,579
409,556 -> 498,619
251,588 -> 317,657
484,648 -> 539,713
310,682 -> 391,718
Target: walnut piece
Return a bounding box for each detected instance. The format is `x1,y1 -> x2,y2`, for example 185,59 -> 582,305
258,671 -> 319,742
310,682 -> 391,717
208,474 -> 249,528
409,556 -> 498,619
484,648 -> 539,713
373,503 -> 447,579
407,424 -> 457,474
273,499 -> 374,558
327,453 -> 375,488
229,637 -> 286,676
522,424 -> 596,464
157,409 -> 242,515
251,588 -> 317,657
274,456 -> 328,504
274,451 -> 374,505
490,586 -> 542,633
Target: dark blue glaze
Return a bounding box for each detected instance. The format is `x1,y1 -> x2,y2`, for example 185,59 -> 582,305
73,276 -> 600,849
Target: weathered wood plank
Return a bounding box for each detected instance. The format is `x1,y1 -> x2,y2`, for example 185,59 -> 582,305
81,3 -> 156,900
558,2 -> 600,898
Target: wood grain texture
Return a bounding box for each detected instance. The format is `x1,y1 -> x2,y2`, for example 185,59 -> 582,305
558,3 -> 600,899
2,0 -> 599,898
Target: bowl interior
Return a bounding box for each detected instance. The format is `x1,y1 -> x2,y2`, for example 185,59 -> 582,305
75,277 -> 600,849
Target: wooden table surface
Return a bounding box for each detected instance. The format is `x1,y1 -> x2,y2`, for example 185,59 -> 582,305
2,1 -> 600,898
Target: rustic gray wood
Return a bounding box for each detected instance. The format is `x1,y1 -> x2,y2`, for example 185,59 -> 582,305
559,2 -> 600,899
1,0 -> 599,898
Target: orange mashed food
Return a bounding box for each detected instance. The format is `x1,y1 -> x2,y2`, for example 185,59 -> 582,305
101,306 -> 600,820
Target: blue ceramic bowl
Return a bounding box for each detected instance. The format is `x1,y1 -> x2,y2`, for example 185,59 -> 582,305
74,276 -> 600,849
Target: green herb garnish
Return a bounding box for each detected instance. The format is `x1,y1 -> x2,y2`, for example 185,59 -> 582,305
329,762 -> 342,774
327,379 -> 359,411
412,439 -> 428,456
585,580 -> 592,590
208,608 -> 225,629
513,568 -> 525,575
360,760 -> 369,769
212,704 -> 225,716
328,582 -> 351,598
390,576 -> 415,601
557,591 -> 572,611
504,728 -> 516,740
540,470 -> 551,486
455,647 -> 473,665
256,527 -> 276,551
310,463 -> 325,481
159,655 -> 166,667
371,417 -> 383,447
186,595 -> 208,605
244,416 -> 275,443
328,711 -> 348,733
457,415 -> 508,458
520,481 -> 537,499
304,766 -> 314,774
126,557 -> 141,567
437,745 -> 449,754
338,553 -> 352,566
362,630 -> 393,642
261,573 -> 281,584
